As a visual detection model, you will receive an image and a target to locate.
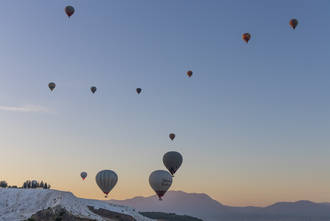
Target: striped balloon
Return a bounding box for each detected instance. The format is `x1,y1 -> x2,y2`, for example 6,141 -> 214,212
96,170 -> 118,198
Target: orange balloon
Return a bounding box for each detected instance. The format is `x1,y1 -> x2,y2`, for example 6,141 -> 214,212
242,33 -> 251,43
289,19 -> 298,29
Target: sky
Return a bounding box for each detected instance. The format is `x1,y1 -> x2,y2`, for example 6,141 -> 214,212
0,0 -> 330,207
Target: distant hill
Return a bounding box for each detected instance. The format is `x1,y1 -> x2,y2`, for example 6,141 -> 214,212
263,200 -> 330,216
109,191 -> 330,221
140,212 -> 202,221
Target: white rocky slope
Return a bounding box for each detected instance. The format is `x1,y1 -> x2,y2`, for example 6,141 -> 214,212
0,188 -> 153,221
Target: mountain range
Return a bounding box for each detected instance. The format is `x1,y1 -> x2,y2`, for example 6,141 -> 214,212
2,188 -> 330,221
110,191 -> 330,221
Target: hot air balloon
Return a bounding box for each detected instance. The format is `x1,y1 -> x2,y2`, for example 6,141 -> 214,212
169,133 -> 175,141
149,170 -> 172,200
289,19 -> 298,29
136,88 -> 142,94
90,86 -> 97,94
187,70 -> 193,77
65,6 -> 75,18
48,82 -> 56,91
242,33 -> 251,43
95,170 -> 118,198
163,151 -> 183,176
80,172 -> 87,180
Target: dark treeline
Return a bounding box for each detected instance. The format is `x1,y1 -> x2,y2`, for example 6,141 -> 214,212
22,180 -> 51,189
0,180 -> 51,189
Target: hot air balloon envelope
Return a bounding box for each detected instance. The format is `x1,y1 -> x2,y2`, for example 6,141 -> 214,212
65,6 -> 75,17
187,70 -> 193,77
290,19 -> 298,29
81,172 -> 87,180
163,151 -> 183,176
242,33 -> 251,43
95,170 -> 118,197
169,133 -> 175,141
48,82 -> 56,91
91,86 -> 97,94
149,170 -> 172,200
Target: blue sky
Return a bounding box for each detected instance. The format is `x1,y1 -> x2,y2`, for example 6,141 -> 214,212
0,0 -> 330,206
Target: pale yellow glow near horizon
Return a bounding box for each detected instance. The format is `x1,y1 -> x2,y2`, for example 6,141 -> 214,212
3,161 -> 330,207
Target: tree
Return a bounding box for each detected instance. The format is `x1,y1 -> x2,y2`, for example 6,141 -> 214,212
40,181 -> 44,188
32,180 -> 38,189
0,181 -> 8,188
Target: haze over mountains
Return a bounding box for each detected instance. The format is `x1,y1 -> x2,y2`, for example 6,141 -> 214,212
110,191 -> 330,221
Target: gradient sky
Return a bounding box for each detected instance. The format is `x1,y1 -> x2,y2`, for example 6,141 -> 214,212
0,0 -> 330,207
